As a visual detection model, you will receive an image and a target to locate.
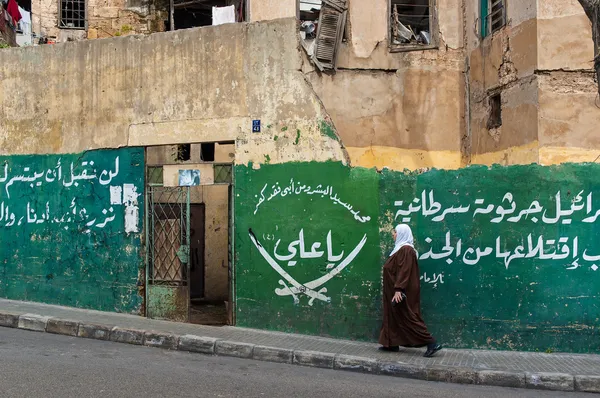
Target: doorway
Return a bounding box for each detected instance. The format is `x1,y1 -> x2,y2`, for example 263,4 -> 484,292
145,143 -> 234,326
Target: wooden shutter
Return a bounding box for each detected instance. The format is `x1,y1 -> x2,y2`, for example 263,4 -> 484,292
313,0 -> 348,71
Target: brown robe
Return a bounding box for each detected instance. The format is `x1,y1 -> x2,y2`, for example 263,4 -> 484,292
379,245 -> 435,348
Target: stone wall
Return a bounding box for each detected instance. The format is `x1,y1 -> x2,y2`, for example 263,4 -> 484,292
31,0 -> 166,42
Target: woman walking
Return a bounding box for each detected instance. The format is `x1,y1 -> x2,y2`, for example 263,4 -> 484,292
379,224 -> 442,357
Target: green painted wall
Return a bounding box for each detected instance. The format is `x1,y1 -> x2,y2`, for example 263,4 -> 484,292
235,162 -> 381,341
0,148 -> 144,313
235,161 -> 600,353
380,164 -> 600,353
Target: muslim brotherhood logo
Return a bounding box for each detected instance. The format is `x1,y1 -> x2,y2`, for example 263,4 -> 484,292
250,178 -> 370,306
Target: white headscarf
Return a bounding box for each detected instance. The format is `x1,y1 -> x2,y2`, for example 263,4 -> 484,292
390,224 -> 417,257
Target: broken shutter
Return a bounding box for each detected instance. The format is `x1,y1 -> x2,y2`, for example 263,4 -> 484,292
313,0 -> 347,72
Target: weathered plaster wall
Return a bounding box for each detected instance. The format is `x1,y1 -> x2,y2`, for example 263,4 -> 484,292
305,0 -> 466,171
202,184 -> 229,301
236,161 -> 600,353
0,19 -> 345,165
468,0 -> 599,167
538,72 -> 600,165
467,0 -> 539,166
31,0 -> 165,42
537,0 -> 594,71
0,147 -> 144,312
249,0 -> 295,22
309,65 -> 465,171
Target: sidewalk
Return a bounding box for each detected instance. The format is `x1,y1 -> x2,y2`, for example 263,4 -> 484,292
1,298 -> 599,394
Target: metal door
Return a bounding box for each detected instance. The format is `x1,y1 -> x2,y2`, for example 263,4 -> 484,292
145,186 -> 191,322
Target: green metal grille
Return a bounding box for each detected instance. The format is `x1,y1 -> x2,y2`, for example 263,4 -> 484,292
147,166 -> 164,186
214,164 -> 233,184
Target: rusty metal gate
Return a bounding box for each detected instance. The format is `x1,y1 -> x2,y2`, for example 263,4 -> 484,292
145,186 -> 191,322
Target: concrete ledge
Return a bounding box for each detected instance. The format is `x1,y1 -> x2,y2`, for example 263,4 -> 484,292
215,340 -> 254,359
334,355 -> 378,374
110,327 -> 144,345
144,331 -> 178,350
294,350 -> 335,369
427,366 -> 478,384
575,375 -> 600,393
0,312 -> 19,328
478,370 -> 526,389
78,323 -> 112,340
46,318 -> 79,337
17,314 -> 49,332
526,372 -> 574,392
253,345 -> 293,364
379,362 -> 428,380
178,335 -> 219,355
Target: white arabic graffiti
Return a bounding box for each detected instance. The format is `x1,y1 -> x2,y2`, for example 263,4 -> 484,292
0,157 -> 120,199
0,156 -> 138,234
249,229 -> 368,306
394,189 -> 600,225
253,179 -> 371,223
420,231 -> 600,272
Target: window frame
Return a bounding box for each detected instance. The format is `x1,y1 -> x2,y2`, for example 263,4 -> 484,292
389,0 -> 438,53
481,0 -> 506,39
58,0 -> 87,30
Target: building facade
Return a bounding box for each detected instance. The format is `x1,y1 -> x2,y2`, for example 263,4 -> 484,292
1,0 -> 599,353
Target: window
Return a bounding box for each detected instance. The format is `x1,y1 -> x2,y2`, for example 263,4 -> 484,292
176,144 -> 191,161
59,0 -> 86,29
487,93 -> 502,130
214,164 -> 232,184
299,0 -> 348,72
147,166 -> 164,186
481,0 -> 506,38
201,143 -> 215,162
171,0 -> 245,31
390,0 -> 435,50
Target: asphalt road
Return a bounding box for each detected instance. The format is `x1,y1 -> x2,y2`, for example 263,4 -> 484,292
0,328 -> 588,398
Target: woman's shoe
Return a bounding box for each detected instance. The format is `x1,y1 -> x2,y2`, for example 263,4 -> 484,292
424,343 -> 442,357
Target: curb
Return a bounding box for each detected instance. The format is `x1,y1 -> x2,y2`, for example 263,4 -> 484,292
1,310 -> 598,394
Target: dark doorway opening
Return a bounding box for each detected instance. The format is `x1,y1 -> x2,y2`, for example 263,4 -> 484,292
145,143 -> 234,327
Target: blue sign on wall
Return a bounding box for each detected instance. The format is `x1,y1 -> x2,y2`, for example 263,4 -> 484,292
252,120 -> 261,133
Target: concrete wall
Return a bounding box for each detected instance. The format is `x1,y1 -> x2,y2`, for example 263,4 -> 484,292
0,19 -> 344,165
0,147 -> 144,312
235,161 -> 600,353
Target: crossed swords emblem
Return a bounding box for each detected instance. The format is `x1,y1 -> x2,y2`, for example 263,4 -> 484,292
249,229 -> 368,306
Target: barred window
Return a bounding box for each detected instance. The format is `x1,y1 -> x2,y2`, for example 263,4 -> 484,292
59,0 -> 86,29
